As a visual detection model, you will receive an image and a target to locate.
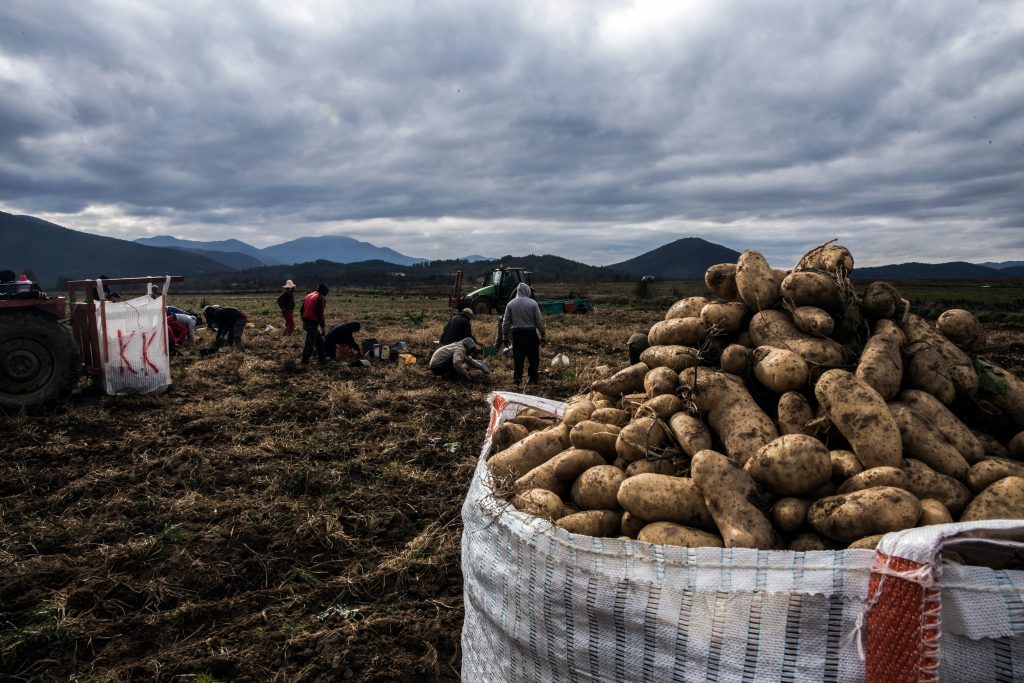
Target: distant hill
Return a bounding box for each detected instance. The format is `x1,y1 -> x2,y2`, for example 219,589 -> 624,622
607,237 -> 741,279
0,212 -> 231,288
463,254 -> 495,262
169,247 -> 265,270
980,261 -> 1024,270
1000,265 -> 1024,277
260,235 -> 425,267
183,254 -> 625,290
135,235 -> 279,265
852,262 -> 1010,280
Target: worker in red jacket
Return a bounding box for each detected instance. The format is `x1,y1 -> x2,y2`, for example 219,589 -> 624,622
167,314 -> 189,356
300,283 -> 329,364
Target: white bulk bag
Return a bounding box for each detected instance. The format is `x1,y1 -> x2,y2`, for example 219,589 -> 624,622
461,392 -> 1024,682
95,278 -> 171,396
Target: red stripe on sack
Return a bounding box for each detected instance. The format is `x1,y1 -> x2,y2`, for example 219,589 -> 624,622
866,553 -> 941,683
485,395 -> 508,441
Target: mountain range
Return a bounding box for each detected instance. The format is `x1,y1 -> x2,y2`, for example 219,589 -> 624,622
4,210 -> 1023,288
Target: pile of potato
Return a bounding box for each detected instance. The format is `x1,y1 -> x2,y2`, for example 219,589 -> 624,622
492,243 -> 1024,551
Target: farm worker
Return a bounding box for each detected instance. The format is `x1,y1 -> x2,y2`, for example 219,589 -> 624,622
167,314 -> 189,355
324,321 -> 362,358
440,308 -> 476,345
173,312 -> 197,343
277,280 -> 297,336
627,329 -> 649,364
429,338 -> 490,380
501,283 -> 545,386
300,283 -> 329,364
91,275 -> 119,302
203,305 -> 248,350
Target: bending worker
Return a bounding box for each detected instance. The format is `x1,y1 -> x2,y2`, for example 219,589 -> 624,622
501,283 -> 545,386
324,321 -> 362,359
440,307 -> 475,345
203,305 -> 248,351
429,337 -> 491,380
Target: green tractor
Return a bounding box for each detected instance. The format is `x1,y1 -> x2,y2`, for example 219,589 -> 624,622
451,266 -> 532,315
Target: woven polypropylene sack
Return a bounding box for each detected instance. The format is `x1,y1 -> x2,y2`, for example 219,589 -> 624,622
461,392 -> 1024,682
96,294 -> 171,395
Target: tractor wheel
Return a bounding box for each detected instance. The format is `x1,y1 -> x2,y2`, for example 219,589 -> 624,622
472,298 -> 492,316
0,311 -> 81,412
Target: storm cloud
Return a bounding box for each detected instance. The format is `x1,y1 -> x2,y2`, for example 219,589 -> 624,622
1,0 -> 1022,266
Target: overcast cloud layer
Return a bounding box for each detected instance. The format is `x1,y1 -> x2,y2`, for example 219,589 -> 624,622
1,0 -> 1022,266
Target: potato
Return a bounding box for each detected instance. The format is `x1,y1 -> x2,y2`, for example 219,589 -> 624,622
831,450 -> 864,481
777,391 -> 815,437
771,497 -> 810,534
808,487 -> 922,544
590,407 -> 630,428
791,306 -> 834,337
638,394 -> 685,420
637,522 -> 723,548
918,499 -> 953,526
900,459 -> 973,517
936,308 -> 986,351
491,422 -> 528,454
561,397 -> 596,428
512,488 -> 568,520
640,345 -> 700,372
691,449 -> 776,549
513,415 -> 559,433
625,458 -> 678,477
780,271 -> 843,311
700,301 -> 749,336
615,416 -> 667,463
847,534 -> 885,550
616,473 -> 714,528
620,393 -> 647,415
744,435 -> 831,496
978,361 -> 1024,432
898,389 -> 984,464
748,309 -> 846,372
569,420 -> 621,460
668,412 -> 713,457
515,456 -> 569,498
704,263 -> 740,302
900,314 -> 979,405
855,320 -> 905,400
719,344 -> 749,375
679,368 -> 778,466
789,532 -> 830,552
556,510 -> 622,537
975,430 -> 1011,459
861,281 -> 905,320
836,466 -> 909,495
735,250 -> 780,311
968,459 -> 1024,494
552,448 -> 608,481
666,296 -> 711,321
489,424 -> 571,480
888,403 -> 970,482
619,512 -> 646,538
961,476 -> 1024,522
590,362 -> 649,397
752,346 -> 808,393
815,370 -> 901,469
571,465 -> 626,510
1010,432 -> 1024,460
648,317 -> 708,347
795,244 -> 854,274
644,366 -> 679,398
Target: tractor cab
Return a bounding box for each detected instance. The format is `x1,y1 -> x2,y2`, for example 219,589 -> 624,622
455,266 -> 532,315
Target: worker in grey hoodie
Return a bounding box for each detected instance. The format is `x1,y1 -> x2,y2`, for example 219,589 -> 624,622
501,283 -> 545,386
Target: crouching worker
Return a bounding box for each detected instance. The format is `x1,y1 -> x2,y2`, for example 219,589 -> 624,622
203,305 -> 248,352
429,337 -> 490,380
324,321 -> 361,359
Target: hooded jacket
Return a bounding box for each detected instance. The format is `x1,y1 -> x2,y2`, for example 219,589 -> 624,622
501,283 -> 545,341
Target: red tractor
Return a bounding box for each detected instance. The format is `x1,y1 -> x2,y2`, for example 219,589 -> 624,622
0,276 -> 183,411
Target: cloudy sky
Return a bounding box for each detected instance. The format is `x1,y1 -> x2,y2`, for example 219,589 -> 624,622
1,1 -> 1022,267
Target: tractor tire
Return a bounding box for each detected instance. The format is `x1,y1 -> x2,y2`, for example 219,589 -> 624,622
0,311 -> 81,412
472,298 -> 492,316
